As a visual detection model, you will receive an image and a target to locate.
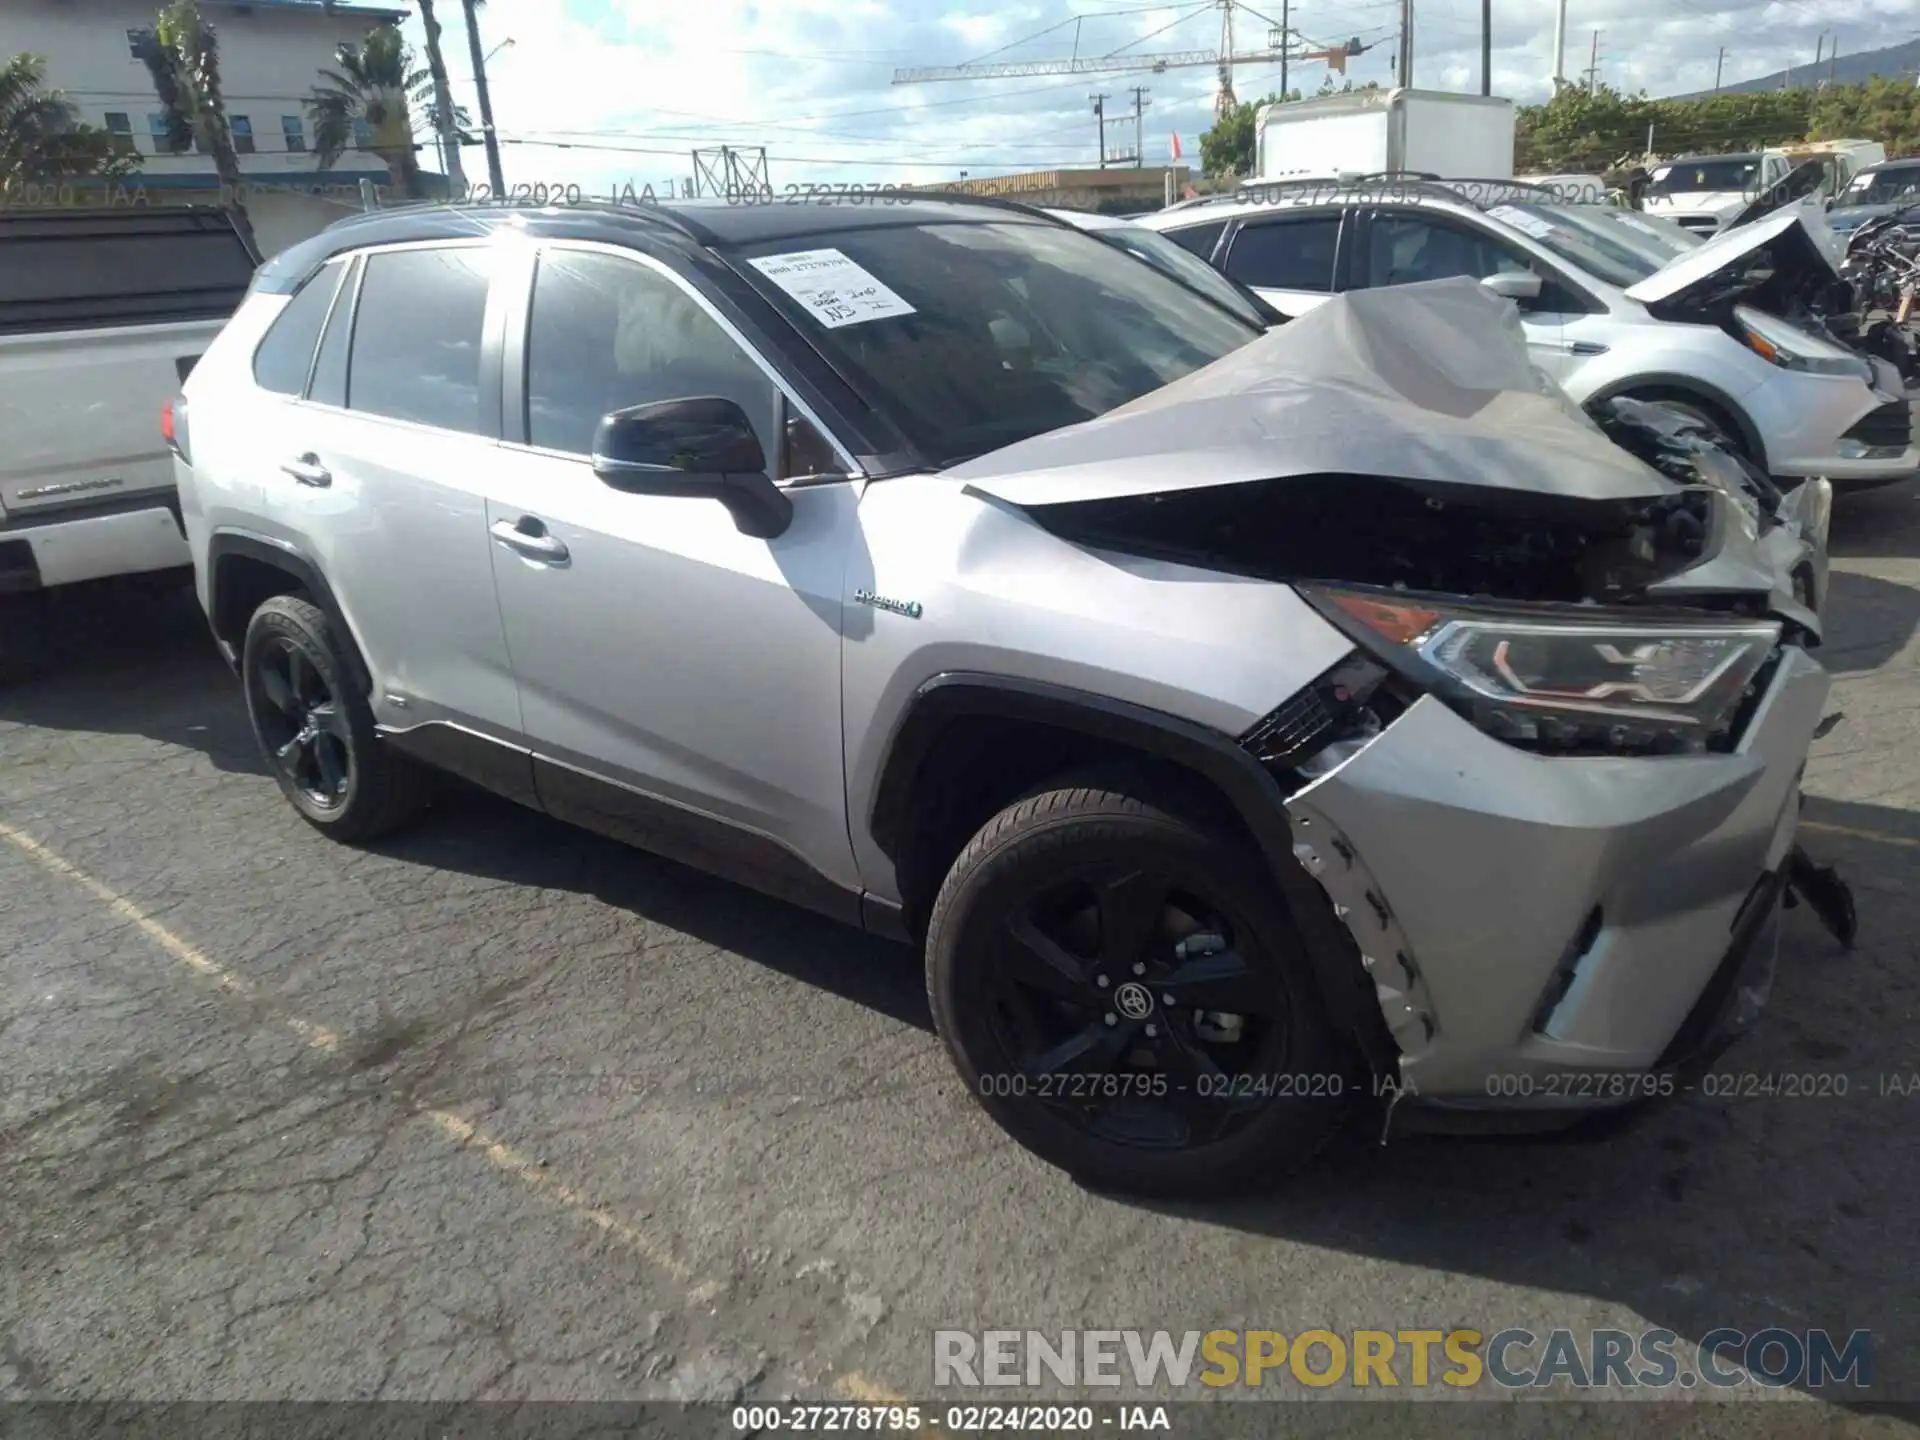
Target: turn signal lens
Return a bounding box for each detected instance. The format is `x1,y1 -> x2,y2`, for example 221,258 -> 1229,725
160,398 -> 175,446
1327,592 -> 1440,646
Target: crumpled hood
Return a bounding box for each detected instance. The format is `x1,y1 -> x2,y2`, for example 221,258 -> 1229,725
952,278 -> 1678,507
1624,204 -> 1845,308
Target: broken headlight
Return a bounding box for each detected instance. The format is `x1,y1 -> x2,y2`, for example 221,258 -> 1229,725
1303,586 -> 1780,754
1734,306 -> 1875,384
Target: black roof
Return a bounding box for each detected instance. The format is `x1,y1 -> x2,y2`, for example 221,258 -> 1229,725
254,193 -> 1059,293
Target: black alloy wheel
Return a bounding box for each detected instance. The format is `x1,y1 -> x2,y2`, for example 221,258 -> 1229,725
986,863 -> 1290,1150
250,633 -> 353,811
926,774 -> 1349,1197
239,594 -> 433,841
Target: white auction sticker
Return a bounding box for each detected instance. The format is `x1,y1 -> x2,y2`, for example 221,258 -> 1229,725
747,247 -> 916,329
1488,204 -> 1558,240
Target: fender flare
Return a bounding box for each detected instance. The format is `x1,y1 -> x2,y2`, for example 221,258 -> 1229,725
1584,373 -> 1770,474
869,673 -> 1395,1071
205,530 -> 373,696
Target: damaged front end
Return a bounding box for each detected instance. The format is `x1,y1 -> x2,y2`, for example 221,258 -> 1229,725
956,278 -> 1843,1126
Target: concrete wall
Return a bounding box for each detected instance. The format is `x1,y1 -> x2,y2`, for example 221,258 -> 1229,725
12,0 -> 405,181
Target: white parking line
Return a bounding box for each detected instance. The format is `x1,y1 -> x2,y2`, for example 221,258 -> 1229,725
0,815 -> 909,1404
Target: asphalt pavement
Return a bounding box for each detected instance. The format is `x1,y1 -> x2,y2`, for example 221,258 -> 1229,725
2,481 -> 1919,1435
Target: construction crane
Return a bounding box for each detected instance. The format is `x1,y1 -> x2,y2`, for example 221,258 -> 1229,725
892,0 -> 1367,121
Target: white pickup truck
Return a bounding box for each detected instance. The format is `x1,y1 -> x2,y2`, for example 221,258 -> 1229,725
1,205 -> 256,670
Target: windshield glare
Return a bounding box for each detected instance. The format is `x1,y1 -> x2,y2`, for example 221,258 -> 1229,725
1489,203 -> 1664,288
735,220 -> 1261,466
1649,158 -> 1760,196
1092,224 -> 1274,328
1841,166 -> 1920,207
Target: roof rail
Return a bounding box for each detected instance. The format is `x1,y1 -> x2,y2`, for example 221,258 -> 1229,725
1219,172 -> 1610,211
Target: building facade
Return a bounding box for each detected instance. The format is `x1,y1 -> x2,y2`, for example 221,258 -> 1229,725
924,166 -> 1196,215
9,0 -> 421,251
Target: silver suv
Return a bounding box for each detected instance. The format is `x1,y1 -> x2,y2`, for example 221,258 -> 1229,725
171,197 -> 1832,1196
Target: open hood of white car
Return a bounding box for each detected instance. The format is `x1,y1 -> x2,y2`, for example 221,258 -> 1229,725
952,277 -> 1678,508
1623,204 -> 1844,307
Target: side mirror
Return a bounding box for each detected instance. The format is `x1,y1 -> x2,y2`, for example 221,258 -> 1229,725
1481,270 -> 1544,302
591,397 -> 792,540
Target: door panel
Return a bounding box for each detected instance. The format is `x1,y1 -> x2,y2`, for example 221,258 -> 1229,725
484,461 -> 860,890
283,241 -> 521,739
485,243 -> 859,891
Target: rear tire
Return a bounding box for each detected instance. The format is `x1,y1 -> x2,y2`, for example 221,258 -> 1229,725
241,595 -> 432,842
924,773 -> 1350,1198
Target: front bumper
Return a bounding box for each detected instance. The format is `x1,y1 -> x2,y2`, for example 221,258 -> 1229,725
1285,645 -> 1828,1108
1762,373 -> 1920,486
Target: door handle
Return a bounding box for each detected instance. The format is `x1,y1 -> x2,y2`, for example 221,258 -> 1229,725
491,517 -> 570,564
281,453 -> 331,487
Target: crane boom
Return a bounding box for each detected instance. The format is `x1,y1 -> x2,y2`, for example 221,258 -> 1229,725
892,43 -> 1357,86
894,47 -> 1290,84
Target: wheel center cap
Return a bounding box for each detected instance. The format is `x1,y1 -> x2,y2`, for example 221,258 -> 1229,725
1113,982 -> 1155,1021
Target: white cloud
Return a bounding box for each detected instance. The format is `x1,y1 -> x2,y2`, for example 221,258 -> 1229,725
401,0 -> 1920,192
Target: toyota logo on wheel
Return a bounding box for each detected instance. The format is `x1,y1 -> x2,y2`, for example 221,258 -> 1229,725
1113,982 -> 1154,1020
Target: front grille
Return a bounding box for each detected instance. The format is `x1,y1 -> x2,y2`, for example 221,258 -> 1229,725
1841,400 -> 1912,451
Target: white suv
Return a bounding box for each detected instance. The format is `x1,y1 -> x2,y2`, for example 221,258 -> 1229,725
1139,180 -> 1919,490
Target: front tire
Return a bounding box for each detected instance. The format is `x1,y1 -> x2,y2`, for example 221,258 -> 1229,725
924,774 -> 1350,1198
241,594 -> 431,842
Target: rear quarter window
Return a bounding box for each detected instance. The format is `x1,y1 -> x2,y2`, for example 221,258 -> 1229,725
251,260 -> 345,396
0,207 -> 257,337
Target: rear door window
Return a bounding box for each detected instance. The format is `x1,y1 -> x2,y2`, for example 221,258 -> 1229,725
252,259 -> 344,396
1221,214 -> 1342,292
345,246 -> 492,435
1161,220 -> 1227,262
0,207 -> 257,337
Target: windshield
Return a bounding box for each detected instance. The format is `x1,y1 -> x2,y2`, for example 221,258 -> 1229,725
1571,206 -> 1702,258
1648,158 -> 1760,197
1840,164 -> 1920,208
1089,224 -> 1277,328
733,220 -> 1261,467
1486,203 -> 1664,287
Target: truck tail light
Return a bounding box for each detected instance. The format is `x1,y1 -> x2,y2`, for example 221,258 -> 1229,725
162,395 -> 191,465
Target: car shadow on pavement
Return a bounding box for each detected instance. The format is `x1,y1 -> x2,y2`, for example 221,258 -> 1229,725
0,575 -> 264,775
1819,569 -> 1920,674
1132,789 -> 1920,1408
369,782 -> 936,1035
1826,477 -> 1920,561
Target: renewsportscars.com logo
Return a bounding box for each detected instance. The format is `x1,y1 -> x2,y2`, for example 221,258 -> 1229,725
933,1327 -> 1874,1392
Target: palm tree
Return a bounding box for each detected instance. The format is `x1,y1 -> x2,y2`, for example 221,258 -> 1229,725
307,24 -> 434,200
414,0 -> 466,194
139,2 -> 259,258
1,52 -> 138,186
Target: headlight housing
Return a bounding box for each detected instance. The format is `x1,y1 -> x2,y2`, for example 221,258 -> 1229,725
1734,305 -> 1875,383
1304,586 -> 1781,755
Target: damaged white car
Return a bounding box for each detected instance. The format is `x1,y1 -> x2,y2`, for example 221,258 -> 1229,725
1142,179 -> 1920,491
177,198 -> 1842,1196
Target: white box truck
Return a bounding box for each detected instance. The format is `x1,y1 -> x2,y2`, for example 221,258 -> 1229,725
1253,88 -> 1515,182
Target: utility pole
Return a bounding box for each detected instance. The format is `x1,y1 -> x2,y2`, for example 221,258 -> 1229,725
1714,45 -> 1725,92
1091,92 -> 1109,167
1130,86 -> 1150,169
1397,0 -> 1414,87
1829,41 -> 1838,85
1280,0 -> 1289,99
1552,0 -> 1566,87
1585,29 -> 1600,96
462,0 -> 506,195
1480,0 -> 1491,95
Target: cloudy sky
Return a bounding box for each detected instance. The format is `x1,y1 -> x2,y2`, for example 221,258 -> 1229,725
402,0 -> 1920,193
